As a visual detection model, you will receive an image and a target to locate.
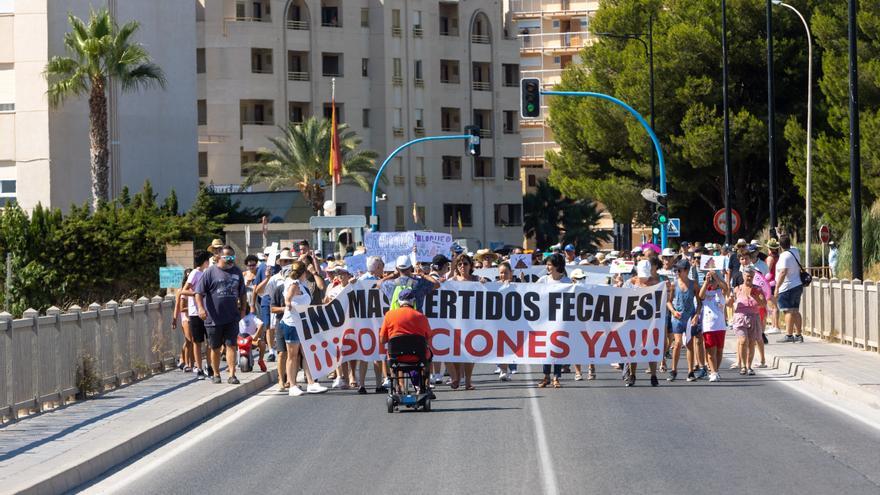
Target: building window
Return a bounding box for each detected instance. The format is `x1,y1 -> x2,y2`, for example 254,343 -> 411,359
240,150 -> 258,176
392,58 -> 402,84
323,102 -> 344,122
321,2 -> 341,27
440,60 -> 460,84
474,157 -> 494,179
412,10 -> 423,37
391,9 -> 401,36
440,107 -> 461,132
502,64 -> 519,87
336,203 -> 347,216
395,206 -> 405,231
251,48 -> 273,74
322,53 -> 343,77
443,204 -> 472,227
528,174 -> 537,187
198,152 -> 208,178
413,60 -> 423,84
197,99 -> 207,125
364,206 -> 374,227
442,156 -> 461,180
504,158 -> 519,180
361,58 -> 369,77
362,108 -> 370,128
236,2 -> 246,19
196,49 -> 206,74
240,99 -> 274,125
289,101 -> 308,123
0,68 -> 15,112
503,111 -> 517,134
494,204 -> 523,227
360,7 -> 369,27
414,205 -> 426,225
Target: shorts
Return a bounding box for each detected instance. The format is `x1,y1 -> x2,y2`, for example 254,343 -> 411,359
206,321 -> 238,349
259,302 -> 271,331
703,330 -> 726,349
279,321 -> 300,344
274,324 -> 287,353
671,313 -> 693,334
777,285 -> 803,312
188,316 -> 207,344
733,312 -> 762,340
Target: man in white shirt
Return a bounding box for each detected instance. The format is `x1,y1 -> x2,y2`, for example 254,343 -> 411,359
774,235 -> 804,343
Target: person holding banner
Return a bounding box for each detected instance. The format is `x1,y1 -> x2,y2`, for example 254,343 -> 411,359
667,258 -> 702,383
281,262 -> 328,396
537,254 -> 570,389
496,262 -> 517,381
447,254 -> 481,390
699,270 -> 729,382
357,256 -> 392,393
622,259 -> 661,387
427,254 -> 452,385
728,266 -> 767,376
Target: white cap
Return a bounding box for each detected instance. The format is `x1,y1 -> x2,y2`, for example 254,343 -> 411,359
661,248 -> 676,257
636,259 -> 652,278
750,239 -> 760,245
396,254 -> 413,269
570,268 -> 587,280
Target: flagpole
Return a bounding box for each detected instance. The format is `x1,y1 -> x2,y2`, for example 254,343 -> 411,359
331,78 -> 337,207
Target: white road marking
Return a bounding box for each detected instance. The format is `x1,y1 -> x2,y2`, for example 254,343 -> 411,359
84,393 -> 275,494
767,372 -> 880,433
526,365 -> 559,495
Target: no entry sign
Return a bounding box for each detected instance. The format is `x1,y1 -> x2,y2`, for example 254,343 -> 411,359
819,225 -> 831,244
713,209 -> 741,236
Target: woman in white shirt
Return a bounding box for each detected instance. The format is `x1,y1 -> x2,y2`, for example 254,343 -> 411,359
281,262 -> 327,396
537,254 -> 570,388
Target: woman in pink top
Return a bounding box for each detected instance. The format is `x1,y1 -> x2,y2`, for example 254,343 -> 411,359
728,266 -> 766,377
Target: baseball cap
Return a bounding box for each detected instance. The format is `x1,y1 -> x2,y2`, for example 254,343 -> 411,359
636,259 -> 652,278
396,255 -> 413,270
673,258 -> 690,271
564,244 -> 575,252
397,289 -> 416,305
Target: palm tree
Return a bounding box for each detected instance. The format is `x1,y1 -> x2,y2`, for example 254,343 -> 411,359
243,116 -> 380,213
44,8 -> 166,210
524,180 -> 611,251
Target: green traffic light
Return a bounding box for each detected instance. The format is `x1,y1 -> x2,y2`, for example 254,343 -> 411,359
527,103 -> 535,112
658,214 -> 668,224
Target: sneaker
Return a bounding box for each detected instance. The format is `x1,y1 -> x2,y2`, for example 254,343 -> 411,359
433,374 -> 444,384
765,326 -> 781,335
696,367 -> 708,380
306,383 -> 328,394
177,361 -> 185,370
196,368 -> 206,380
574,373 -> 583,381
667,370 -> 677,382
625,374 -> 635,387
795,335 -> 804,343
375,385 -> 388,394
331,376 -> 343,389
510,368 -> 518,374
227,376 -> 240,385
296,370 -> 305,384
686,372 -> 696,382
211,375 -> 222,384
709,373 -> 719,382
650,375 -> 659,387
747,368 -> 755,376
778,335 -> 795,343
258,359 -> 267,372
289,386 -> 304,397
183,366 -> 192,373
266,353 -> 276,362
587,371 -> 596,381
358,386 -> 367,395
499,372 -> 510,381
762,333 -> 769,344
494,366 -> 502,374
206,365 -> 214,377
382,377 -> 392,388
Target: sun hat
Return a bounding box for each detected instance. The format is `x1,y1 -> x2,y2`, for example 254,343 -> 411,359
630,247 -> 642,255
736,238 -> 748,247
396,255 -> 413,270
570,268 -> 587,280
596,253 -> 606,262
278,249 -> 296,261
636,259 -> 652,278
766,238 -> 780,250
750,239 -> 760,246
207,238 -> 224,253
661,248 -> 676,257
474,248 -> 499,263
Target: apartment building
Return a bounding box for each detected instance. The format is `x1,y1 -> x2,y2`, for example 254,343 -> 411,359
0,0 -> 198,211
199,0 -> 524,249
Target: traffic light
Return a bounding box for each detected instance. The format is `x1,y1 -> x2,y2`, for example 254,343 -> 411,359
521,78 -> 541,118
655,194 -> 669,225
464,125 -> 481,157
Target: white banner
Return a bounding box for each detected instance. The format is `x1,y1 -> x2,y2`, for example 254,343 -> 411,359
365,231 -> 453,264
289,281 -> 667,379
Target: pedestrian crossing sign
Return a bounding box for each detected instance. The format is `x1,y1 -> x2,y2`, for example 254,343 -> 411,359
667,218 -> 681,238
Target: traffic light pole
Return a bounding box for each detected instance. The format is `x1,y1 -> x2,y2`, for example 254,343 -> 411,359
370,134 -> 472,232
542,90 -> 669,249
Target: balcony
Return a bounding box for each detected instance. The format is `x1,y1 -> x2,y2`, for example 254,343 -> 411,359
521,141 -> 559,164
472,81 -> 491,91
393,175 -> 405,185
479,129 -> 493,139
392,75 -> 403,86
415,176 -> 427,186
392,127 -> 405,137
288,71 -> 309,81
413,26 -> 424,38
471,34 -> 490,44
510,0 -> 593,18
414,127 -> 425,137
287,20 -> 309,30
519,31 -> 593,55
414,78 -> 425,88
391,26 -> 402,37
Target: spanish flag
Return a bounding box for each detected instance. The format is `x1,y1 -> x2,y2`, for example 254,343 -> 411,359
329,97 -> 342,185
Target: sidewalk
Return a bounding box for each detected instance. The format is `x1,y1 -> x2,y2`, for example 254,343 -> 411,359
726,333 -> 880,411
0,361 -> 278,495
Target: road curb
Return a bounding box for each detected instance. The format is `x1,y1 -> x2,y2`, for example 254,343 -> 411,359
767,351 -> 880,411
17,369 -> 278,495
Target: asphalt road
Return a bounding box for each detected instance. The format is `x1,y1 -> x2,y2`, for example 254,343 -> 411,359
80,363 -> 880,495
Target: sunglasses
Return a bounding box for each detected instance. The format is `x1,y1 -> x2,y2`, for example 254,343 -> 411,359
222,255 -> 236,262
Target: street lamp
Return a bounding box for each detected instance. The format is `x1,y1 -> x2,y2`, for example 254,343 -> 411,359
721,0 -> 733,246
766,0 -> 778,235
772,0 -> 813,267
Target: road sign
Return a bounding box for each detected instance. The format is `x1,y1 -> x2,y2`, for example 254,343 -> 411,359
713,208 -> 741,236
309,215 -> 367,229
641,188 -> 662,204
667,218 -> 681,238
819,224 -> 831,243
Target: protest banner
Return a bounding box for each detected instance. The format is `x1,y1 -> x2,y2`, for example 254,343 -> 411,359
159,267 -> 185,289
288,281 -> 667,379
365,231 -> 452,264
699,255 -> 728,271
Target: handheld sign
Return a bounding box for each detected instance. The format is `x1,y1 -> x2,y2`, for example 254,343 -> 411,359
510,254 -> 532,270
699,255 -> 728,271
610,259 -> 635,274
159,267 -> 185,289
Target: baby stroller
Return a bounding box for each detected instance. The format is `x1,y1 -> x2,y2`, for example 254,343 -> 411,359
386,335 -> 433,413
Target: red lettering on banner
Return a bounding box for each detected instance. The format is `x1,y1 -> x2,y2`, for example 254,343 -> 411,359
628,329 -> 637,357
640,329 -> 649,356
528,331 -> 547,359
465,329 -> 493,357
341,329 -> 358,357
580,331 -> 604,358
549,331 -> 569,358
453,328 -> 462,357
497,330 -> 524,358
600,331 -> 627,358
431,328 -> 450,356
652,328 -> 661,355
308,344 -> 323,372
358,328 -> 376,355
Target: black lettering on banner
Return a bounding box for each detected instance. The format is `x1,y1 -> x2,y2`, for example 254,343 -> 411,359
347,289 -> 366,318
440,290 -> 457,319
298,312 -> 312,340
577,292 -> 593,321
485,291 -> 503,320
503,291 -> 522,321
636,294 -> 653,320
327,299 -> 345,327
593,295 -> 610,321
306,306 -> 329,334
547,293 -> 561,321
562,292 -> 576,322
624,295 -> 639,322
523,292 -> 540,321
475,290 -> 485,320
367,289 -> 384,318
423,291 -> 438,318
654,289 -> 664,318
459,291 -> 474,319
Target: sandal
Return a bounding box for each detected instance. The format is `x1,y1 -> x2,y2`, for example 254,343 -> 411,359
587,372 -> 596,380
537,377 -> 550,388
450,380 -> 460,390
465,384 -> 476,391
739,367 -> 747,376
552,377 -> 562,388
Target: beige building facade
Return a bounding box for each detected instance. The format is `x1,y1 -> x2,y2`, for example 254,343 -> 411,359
199,0 -> 524,249
0,0 -> 199,212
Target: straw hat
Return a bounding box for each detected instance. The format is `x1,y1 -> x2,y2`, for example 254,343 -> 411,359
474,248 -> 499,263
207,238 -> 224,253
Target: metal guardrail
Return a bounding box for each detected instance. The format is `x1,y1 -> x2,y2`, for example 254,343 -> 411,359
471,34 -> 491,44
472,81 -> 492,91
288,71 -> 310,81
286,20 -> 309,30
801,278 -> 879,352
0,297 -> 183,422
